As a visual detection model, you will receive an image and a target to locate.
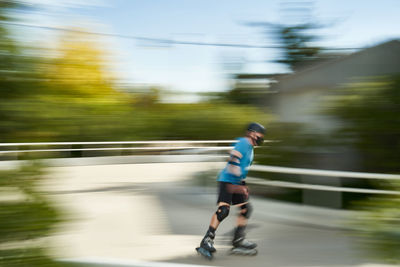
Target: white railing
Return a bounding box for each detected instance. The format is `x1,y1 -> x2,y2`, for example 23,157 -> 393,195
250,165 -> 400,180
0,140 -> 238,146
1,140 -> 398,195
0,140 -> 277,154
0,140 -> 238,154
249,165 -> 400,195
0,146 -> 235,154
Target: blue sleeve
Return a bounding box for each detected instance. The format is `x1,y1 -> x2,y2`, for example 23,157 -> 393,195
233,138 -> 248,157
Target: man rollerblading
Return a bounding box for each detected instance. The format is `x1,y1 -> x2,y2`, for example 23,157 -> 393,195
196,122 -> 266,259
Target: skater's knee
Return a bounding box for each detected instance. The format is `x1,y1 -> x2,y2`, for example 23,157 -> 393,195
216,205 -> 230,222
240,203 -> 252,219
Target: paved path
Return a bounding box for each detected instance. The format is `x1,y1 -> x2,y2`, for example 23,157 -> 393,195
37,162 -> 387,267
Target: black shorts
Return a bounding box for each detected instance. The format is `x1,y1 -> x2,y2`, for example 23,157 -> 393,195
217,181 -> 248,205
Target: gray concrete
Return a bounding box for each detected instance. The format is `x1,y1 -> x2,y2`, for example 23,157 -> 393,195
155,182 -> 375,267
33,162 -> 389,267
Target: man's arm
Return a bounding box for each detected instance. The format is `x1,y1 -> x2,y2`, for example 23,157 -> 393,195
226,149 -> 243,177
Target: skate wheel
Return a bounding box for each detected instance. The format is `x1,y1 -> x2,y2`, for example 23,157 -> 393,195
196,247 -> 213,260
230,247 -> 258,256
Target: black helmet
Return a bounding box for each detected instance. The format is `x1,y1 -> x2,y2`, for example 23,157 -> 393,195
247,122 -> 266,134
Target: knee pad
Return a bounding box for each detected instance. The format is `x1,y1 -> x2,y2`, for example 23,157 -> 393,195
240,203 -> 252,219
216,205 -> 230,222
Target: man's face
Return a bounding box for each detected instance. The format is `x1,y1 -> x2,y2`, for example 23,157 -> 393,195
251,131 -> 264,146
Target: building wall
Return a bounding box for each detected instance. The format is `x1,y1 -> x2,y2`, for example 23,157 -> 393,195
274,41 -> 400,93
271,88 -> 343,134
270,40 -> 400,132
264,41 -> 400,208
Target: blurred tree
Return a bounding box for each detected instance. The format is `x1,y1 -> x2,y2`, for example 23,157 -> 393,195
45,30 -> 117,98
324,75 -> 400,173
224,2 -> 326,106
350,183 -> 400,264
273,23 -> 322,70
0,163 -> 63,267
0,2 -> 65,266
132,87 -> 160,107
324,75 -> 400,263
5,27 -> 272,143
36,29 -> 134,142
247,1 -> 323,71
0,0 -> 44,142
221,73 -> 283,106
0,2 -> 272,144
155,103 -> 271,140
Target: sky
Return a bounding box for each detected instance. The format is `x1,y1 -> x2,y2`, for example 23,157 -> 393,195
20,0 -> 400,93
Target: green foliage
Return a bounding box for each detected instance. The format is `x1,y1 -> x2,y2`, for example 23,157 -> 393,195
324,75 -> 400,173
247,2 -> 323,71
0,162 -> 63,267
0,24 -> 270,144
0,2 -> 64,265
253,121 -> 331,168
350,181 -> 400,264
223,87 -> 269,106
149,103 -> 271,140
324,75 -> 400,263
0,248 -> 64,267
275,24 -> 322,70
0,1 -> 44,142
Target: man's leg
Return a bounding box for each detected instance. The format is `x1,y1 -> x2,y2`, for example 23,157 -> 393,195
199,181 -> 233,254
210,202 -> 230,228
200,202 -> 230,252
232,202 -> 257,249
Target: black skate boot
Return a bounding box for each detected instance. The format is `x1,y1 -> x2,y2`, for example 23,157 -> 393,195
230,226 -> 258,256
200,234 -> 216,252
196,228 -> 216,260
233,236 -> 257,249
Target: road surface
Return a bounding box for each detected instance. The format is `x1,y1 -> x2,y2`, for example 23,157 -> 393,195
36,162 -> 386,267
